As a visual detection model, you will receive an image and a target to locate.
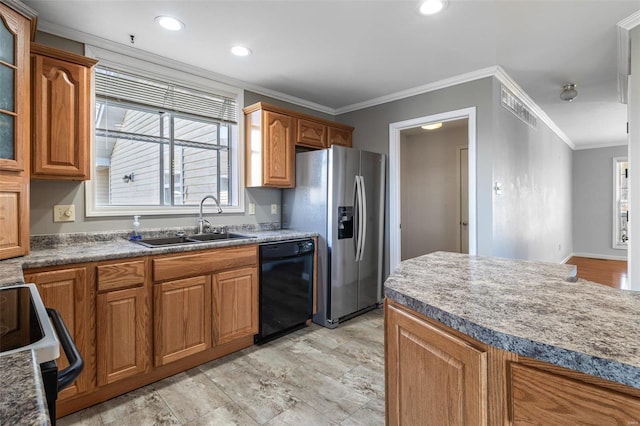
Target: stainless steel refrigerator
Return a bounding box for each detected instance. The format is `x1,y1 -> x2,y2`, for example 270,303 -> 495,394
283,145 -> 385,328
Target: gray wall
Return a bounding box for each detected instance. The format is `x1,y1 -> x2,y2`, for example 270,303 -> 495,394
401,124 -> 467,259
572,145 -> 628,259
337,78 -> 496,278
491,79 -> 574,263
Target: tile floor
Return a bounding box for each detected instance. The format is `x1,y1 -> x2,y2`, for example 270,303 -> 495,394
58,308 -> 385,426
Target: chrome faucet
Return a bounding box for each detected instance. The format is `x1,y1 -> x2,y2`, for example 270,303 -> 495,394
197,195 -> 223,234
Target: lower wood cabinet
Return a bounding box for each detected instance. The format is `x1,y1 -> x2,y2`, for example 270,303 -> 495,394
96,286 -> 149,386
213,266 -> 258,345
385,300 -> 487,426
385,299 -> 640,426
153,275 -> 212,367
24,266 -> 95,401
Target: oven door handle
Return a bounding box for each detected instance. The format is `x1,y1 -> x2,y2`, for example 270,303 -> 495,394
46,308 -> 84,391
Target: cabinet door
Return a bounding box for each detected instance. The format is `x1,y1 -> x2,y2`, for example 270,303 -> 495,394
25,267 -> 94,401
296,118 -> 326,149
212,266 -> 258,345
0,3 -> 29,173
263,110 -> 295,187
327,126 -> 352,147
97,286 -> 149,386
0,179 -> 28,258
31,47 -> 94,180
509,363 -> 640,425
385,302 -> 488,426
153,275 -> 212,366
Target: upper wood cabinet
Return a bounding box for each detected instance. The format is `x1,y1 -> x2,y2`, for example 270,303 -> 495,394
0,2 -> 32,261
328,125 -> 352,147
243,102 -> 354,188
245,104 -> 295,188
31,43 -> 97,180
296,118 -> 327,149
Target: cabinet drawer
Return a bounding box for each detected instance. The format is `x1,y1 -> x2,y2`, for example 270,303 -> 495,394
153,245 -> 258,282
97,260 -> 146,292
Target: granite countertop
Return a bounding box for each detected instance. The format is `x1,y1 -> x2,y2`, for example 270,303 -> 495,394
0,227 -> 315,425
384,251 -> 640,389
0,351 -> 50,425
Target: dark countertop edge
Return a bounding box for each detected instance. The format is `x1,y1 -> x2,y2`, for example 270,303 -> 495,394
0,350 -> 51,426
384,286 -> 640,389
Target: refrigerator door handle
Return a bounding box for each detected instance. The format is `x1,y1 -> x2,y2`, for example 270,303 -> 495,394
355,175 -> 364,262
353,175 -> 361,259
359,175 -> 368,262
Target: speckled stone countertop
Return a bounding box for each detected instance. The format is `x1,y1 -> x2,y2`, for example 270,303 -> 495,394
384,251 -> 640,389
0,351 -> 50,425
0,226 -> 314,424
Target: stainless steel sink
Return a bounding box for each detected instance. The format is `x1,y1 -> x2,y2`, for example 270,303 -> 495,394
186,233 -> 255,242
132,236 -> 196,248
132,233 -> 256,248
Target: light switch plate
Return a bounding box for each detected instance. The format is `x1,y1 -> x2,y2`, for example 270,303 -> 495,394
53,204 -> 75,222
271,204 -> 278,215
248,203 -> 256,215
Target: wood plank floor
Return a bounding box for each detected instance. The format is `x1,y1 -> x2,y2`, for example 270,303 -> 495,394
566,256 -> 628,289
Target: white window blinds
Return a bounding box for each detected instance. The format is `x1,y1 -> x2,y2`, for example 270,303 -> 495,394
94,66 -> 238,124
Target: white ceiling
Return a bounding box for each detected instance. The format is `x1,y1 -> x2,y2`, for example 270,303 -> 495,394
23,0 -> 640,149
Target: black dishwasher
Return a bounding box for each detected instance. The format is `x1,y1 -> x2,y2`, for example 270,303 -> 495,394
256,239 -> 314,344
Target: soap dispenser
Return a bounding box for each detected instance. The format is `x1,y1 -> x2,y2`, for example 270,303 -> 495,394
130,215 -> 142,240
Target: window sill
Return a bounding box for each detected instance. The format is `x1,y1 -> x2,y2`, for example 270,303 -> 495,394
85,205 -> 245,217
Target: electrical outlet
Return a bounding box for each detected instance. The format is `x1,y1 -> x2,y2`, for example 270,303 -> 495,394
271,204 -> 278,215
53,204 -> 75,222
248,203 -> 256,215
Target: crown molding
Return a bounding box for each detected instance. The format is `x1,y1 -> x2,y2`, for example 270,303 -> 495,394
335,66 -> 498,115
571,141 -> 628,151
616,11 -> 640,104
494,66 -> 574,149
36,19 -> 334,114
38,20 -> 573,148
1,0 -> 37,19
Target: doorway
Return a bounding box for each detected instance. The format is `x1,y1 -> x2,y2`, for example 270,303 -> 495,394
389,107 -> 477,272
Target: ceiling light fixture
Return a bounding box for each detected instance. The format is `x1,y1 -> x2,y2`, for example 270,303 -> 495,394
421,122 -> 443,130
231,46 -> 252,57
418,0 -> 448,15
155,16 -> 185,31
560,83 -> 578,102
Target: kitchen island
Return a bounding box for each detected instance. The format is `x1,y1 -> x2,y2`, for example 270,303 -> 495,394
384,251 -> 640,425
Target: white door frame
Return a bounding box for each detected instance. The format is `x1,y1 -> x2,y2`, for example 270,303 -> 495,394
389,107 -> 477,273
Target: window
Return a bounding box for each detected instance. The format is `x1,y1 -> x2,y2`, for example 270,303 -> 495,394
87,61 -> 242,216
613,157 -> 628,249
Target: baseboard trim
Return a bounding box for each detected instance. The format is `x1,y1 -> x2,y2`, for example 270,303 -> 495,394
567,252 -> 628,262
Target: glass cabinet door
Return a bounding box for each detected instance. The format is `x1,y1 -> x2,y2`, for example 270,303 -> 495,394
0,7 -> 25,172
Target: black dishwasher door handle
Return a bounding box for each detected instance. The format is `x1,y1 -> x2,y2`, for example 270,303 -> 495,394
46,308 -> 84,391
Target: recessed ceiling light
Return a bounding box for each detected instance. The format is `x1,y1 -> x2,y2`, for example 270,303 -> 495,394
231,46 -> 252,57
421,122 -> 443,130
418,0 -> 448,15
155,16 -> 185,31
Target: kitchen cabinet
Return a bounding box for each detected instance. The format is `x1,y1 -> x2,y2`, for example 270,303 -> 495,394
31,43 -> 97,180
296,118 -> 327,149
328,125 -> 352,147
0,2 -> 33,260
385,299 -> 640,426
152,244 -> 258,365
243,102 -> 354,188
245,104 -> 295,187
24,266 -> 95,401
213,266 -> 258,345
153,275 -> 212,367
385,300 -> 487,426
96,259 -> 150,386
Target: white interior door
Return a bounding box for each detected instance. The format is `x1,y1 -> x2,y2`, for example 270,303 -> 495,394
459,146 -> 469,253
